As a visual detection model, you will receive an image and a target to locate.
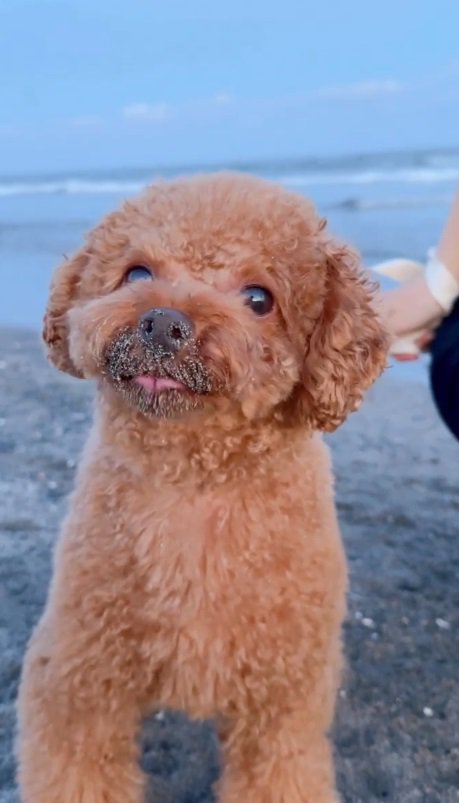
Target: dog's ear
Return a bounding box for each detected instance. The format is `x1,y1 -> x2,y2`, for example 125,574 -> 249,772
295,242 -> 388,432
42,249 -> 90,377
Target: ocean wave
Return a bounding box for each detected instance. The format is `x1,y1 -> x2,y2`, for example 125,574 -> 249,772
280,167 -> 459,187
0,164 -> 458,198
0,179 -> 146,198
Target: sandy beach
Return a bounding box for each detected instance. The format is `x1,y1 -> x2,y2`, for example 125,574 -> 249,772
0,326 -> 458,803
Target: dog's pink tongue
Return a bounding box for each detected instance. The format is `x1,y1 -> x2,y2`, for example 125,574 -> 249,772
135,375 -> 185,393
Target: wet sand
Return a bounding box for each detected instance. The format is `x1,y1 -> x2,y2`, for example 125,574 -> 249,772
0,327 -> 457,803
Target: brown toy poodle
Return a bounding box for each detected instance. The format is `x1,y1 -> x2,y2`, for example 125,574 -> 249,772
17,173 -> 387,802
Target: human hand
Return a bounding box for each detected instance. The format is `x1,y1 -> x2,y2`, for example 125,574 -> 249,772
377,276 -> 443,340
390,328 -> 435,362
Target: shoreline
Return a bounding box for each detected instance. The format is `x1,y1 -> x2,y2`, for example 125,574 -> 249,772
0,327 -> 458,803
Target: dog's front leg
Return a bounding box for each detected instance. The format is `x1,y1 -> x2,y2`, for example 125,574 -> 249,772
16,536 -> 148,803
17,616 -> 145,803
216,709 -> 339,803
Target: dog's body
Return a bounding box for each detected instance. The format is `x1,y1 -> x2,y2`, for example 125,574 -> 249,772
17,173 -> 387,802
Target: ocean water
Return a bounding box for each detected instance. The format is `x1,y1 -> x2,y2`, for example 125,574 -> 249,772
0,148 -> 457,382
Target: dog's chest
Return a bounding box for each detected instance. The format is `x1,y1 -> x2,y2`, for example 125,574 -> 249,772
128,466 -> 334,622
96,443 -> 346,717
127,474 -> 346,718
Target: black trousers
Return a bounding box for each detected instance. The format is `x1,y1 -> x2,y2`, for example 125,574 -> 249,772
430,298 -> 459,441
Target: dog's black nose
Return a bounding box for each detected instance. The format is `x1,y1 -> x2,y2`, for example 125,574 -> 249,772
139,307 -> 194,354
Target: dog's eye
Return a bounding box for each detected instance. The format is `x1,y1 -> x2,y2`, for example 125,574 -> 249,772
242,285 -> 274,316
125,266 -> 154,283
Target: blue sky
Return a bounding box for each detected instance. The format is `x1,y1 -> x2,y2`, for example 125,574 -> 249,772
0,0 -> 458,173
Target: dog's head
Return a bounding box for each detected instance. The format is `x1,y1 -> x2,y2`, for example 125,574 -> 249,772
43,173 -> 387,431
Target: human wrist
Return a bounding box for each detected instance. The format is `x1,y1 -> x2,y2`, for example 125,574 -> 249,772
424,248 -> 459,314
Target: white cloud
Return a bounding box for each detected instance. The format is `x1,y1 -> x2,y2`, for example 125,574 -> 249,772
64,81 -> 407,137
120,94 -> 233,125
122,102 -> 170,122
213,92 -> 232,106
313,79 -> 403,101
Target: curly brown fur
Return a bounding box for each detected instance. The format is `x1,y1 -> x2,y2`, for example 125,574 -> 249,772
17,172 -> 388,803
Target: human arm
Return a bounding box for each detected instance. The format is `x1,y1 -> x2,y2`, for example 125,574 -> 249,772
377,184 -> 459,338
